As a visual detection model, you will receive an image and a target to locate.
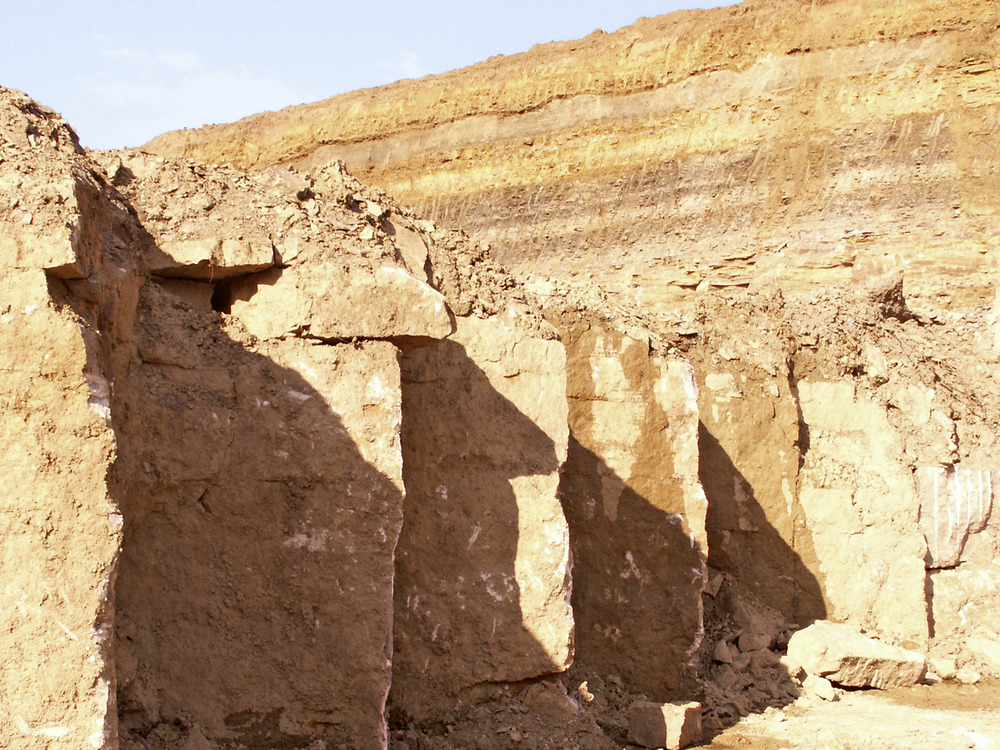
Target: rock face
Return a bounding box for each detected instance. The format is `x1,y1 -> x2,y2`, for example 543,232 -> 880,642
6,0 -> 1000,743
142,0 -> 1000,686
787,620 -> 927,689
797,381 -> 929,644
0,90 -> 136,750
557,320 -> 706,699
391,313 -> 571,722
2,86 -> 577,749
147,0 -> 1000,315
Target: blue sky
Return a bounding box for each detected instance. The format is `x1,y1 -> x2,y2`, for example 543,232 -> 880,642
4,1 -> 732,150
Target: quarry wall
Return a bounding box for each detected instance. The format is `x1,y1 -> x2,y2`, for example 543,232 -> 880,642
3,0 -> 1000,742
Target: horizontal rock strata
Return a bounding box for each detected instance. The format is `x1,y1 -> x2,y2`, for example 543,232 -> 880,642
147,0 -> 1000,315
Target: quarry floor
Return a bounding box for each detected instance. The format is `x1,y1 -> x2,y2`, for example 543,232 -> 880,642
383,679 -> 1000,750
707,681 -> 1000,750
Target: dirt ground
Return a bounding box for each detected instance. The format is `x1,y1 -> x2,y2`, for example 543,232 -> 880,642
384,678 -> 1000,750
707,680 -> 1000,750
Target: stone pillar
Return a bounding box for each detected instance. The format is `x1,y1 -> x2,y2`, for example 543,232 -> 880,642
559,322 -> 706,699
391,314 -> 571,722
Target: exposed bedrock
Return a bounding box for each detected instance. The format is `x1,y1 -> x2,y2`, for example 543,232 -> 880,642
145,0 -> 1000,316
557,320 -> 706,699
0,90 -> 140,749
113,282 -> 407,749
390,313 -> 571,723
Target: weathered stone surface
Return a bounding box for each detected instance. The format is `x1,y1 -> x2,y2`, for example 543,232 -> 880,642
151,237 -> 274,279
0,269 -> 121,750
230,263 -> 453,342
628,701 -> 702,750
687,307 -> 825,629
929,496 -> 1000,678
113,281 -> 405,749
802,673 -> 838,702
155,278 -> 215,312
0,92 -> 107,280
787,621 -> 926,689
797,381 -> 929,644
558,321 -> 706,699
391,313 -> 570,721
918,466 -> 995,569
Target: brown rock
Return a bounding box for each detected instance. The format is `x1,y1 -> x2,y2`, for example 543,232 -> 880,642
230,263 -> 453,342
786,621 -> 927,689
390,313 -> 570,721
628,701 -> 702,750
558,321 -> 706,700
114,282 -> 406,748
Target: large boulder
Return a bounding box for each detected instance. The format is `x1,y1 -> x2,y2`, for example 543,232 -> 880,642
786,620 -> 927,689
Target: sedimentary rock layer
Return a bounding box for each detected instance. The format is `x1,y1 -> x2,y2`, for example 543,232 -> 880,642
391,314 -> 572,722
147,0 -> 1000,313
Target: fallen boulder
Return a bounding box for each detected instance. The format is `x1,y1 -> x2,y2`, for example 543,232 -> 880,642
786,620 -> 927,689
628,700 -> 702,750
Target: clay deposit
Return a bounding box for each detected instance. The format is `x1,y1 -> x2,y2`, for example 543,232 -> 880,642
4,0 -> 1000,748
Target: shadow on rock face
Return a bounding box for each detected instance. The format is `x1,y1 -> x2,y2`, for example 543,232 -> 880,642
390,334 -> 572,728
109,278 -> 406,750
698,422 -> 826,728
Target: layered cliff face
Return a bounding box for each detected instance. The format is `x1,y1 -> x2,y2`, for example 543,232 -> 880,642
5,0 -> 1000,747
2,87 -> 711,749
147,0 -> 1000,314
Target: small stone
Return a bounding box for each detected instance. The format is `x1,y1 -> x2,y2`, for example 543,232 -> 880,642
731,652 -> 752,673
738,632 -> 772,652
929,656 -> 958,681
628,701 -> 702,750
365,200 -> 388,220
509,730 -> 523,742
21,212 -> 32,224
803,673 -> 838,702
714,639 -> 735,664
957,667 -> 981,685
520,682 -> 579,721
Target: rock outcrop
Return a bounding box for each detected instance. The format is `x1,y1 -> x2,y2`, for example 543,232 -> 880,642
4,0 -> 1000,746
0,87 -> 582,749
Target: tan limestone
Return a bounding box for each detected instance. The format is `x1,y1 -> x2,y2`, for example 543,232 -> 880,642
391,313 -> 570,722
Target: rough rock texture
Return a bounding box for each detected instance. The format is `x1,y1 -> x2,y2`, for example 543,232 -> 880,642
391,313 -> 571,723
147,0 -> 1000,316
797,380 -> 929,644
113,282 -> 406,749
229,263 -> 453,342
8,0 -> 1000,743
555,319 -> 706,700
628,701 -> 702,750
918,466 -> 995,569
0,88 -> 138,750
787,620 -> 927,689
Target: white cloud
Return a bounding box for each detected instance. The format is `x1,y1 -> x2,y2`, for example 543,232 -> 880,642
376,50 -> 431,84
76,39 -> 315,148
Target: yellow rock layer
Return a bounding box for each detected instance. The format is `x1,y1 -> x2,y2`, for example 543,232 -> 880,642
146,0 -> 1000,312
